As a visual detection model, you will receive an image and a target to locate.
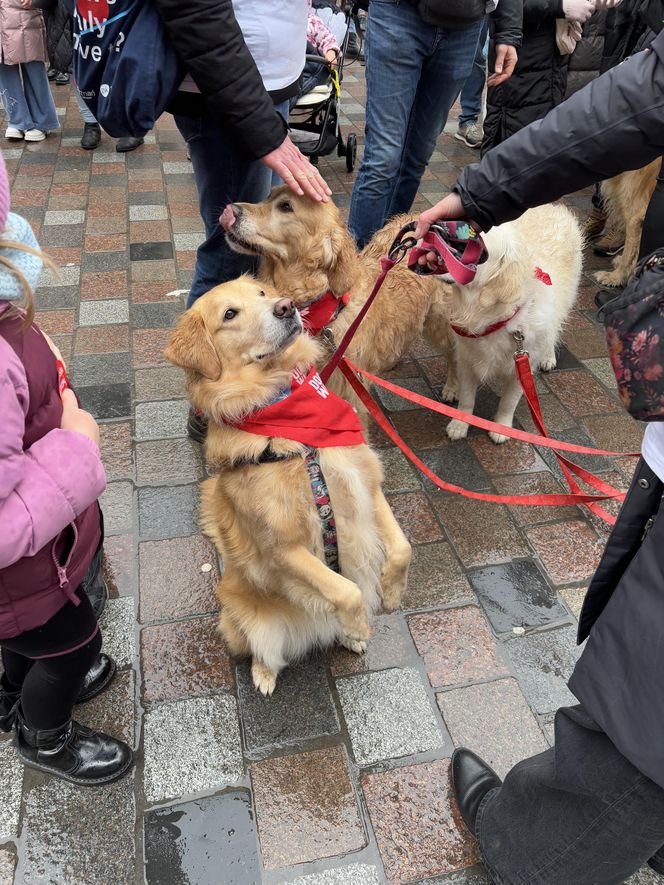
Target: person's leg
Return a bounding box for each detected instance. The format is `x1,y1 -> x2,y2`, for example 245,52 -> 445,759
638,159 -> 664,259
0,62 -> 33,131
348,0 -> 431,248
175,113 -> 273,307
20,61 -> 59,132
74,85 -> 97,125
458,17 -> 488,127
476,706 -> 664,885
387,19 -> 483,218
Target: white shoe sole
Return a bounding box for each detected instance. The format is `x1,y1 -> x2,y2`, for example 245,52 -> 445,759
24,131 -> 46,142
5,129 -> 23,140
453,131 -> 481,149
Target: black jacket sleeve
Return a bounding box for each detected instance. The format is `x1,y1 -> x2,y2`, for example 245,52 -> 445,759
491,0 -> 524,47
154,0 -> 287,159
523,0 -> 564,27
456,31 -> 664,230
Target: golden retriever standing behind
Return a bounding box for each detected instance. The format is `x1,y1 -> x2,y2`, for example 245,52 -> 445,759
165,277 -> 411,696
425,204 -> 583,443
595,159 -> 659,288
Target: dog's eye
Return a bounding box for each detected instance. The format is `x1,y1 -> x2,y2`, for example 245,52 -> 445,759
278,201 -> 293,213
223,309 -> 238,321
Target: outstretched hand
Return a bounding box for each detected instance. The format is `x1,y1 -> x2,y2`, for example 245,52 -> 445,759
414,193 -> 473,240
261,136 -> 332,202
487,44 -> 518,87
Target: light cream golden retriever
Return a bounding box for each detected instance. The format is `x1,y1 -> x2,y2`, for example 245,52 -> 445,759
165,277 -> 411,696
220,188 -> 457,403
425,204 -> 583,443
595,159 -> 659,288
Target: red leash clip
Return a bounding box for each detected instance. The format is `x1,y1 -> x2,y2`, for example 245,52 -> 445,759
56,359 -> 70,397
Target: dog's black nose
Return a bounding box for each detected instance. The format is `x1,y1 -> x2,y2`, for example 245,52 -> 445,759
273,298 -> 295,319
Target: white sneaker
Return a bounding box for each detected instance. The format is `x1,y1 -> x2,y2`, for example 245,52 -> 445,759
24,129 -> 46,142
5,127 -> 24,140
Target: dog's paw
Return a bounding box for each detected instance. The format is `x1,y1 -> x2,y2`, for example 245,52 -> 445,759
441,381 -> 458,403
447,419 -> 469,440
339,605 -> 371,642
540,356 -> 557,373
594,270 -> 626,288
340,636 -> 367,655
488,430 -> 509,445
251,660 -> 278,697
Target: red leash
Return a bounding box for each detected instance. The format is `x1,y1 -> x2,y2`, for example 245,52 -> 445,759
318,223 -> 634,523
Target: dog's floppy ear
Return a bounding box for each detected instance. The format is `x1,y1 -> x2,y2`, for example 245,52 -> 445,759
165,309 -> 221,380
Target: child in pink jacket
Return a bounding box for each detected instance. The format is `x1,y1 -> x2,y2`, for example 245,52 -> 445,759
0,153 -> 132,785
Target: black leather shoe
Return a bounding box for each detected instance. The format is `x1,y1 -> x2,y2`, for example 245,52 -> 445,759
76,654 -> 116,704
47,67 -> 57,81
116,136 -> 144,153
187,407 -> 208,443
15,710 -> 133,786
451,748 -> 502,836
80,122 -> 101,150
54,72 -> 70,85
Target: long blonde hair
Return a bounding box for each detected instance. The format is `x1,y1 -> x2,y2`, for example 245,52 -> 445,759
0,238 -> 57,329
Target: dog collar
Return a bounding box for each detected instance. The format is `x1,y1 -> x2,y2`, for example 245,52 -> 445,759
299,290 -> 351,336
451,305 -> 522,339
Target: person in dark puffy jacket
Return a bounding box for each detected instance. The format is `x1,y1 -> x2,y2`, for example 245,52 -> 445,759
0,152 -> 133,787
415,31 -> 664,884
481,0 -> 596,155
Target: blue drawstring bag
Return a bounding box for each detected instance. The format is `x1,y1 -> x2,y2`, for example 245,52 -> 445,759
72,0 -> 184,138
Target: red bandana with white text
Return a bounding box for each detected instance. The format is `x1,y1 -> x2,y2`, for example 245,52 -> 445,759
234,367 -> 365,447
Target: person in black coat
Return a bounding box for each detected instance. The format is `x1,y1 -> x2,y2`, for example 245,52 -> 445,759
482,0 -> 595,155
416,31 -> 664,884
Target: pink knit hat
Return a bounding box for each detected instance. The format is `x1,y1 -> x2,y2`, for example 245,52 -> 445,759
0,151 -> 10,232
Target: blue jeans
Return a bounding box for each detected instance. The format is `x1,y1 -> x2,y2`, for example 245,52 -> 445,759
348,0 -> 482,248
0,61 -> 59,132
458,17 -> 489,126
175,101 -> 288,307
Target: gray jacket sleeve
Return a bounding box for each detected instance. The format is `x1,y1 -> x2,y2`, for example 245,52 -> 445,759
456,29 -> 664,230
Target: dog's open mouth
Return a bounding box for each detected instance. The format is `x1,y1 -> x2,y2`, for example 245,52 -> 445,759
225,227 -> 263,257
255,318 -> 302,361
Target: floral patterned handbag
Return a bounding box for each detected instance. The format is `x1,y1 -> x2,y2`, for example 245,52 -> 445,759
596,248 -> 664,421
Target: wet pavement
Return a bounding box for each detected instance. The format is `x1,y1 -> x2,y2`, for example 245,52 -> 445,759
0,63 -> 660,885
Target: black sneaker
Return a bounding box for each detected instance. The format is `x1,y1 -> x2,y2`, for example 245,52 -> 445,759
81,122 -> 101,151
47,67 -> 57,81
187,407 -> 208,443
15,710 -> 133,786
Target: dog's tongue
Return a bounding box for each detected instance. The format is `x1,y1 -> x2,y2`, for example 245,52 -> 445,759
220,204 -> 236,232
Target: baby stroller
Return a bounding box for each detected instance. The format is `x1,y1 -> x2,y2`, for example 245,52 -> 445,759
288,2 -> 362,172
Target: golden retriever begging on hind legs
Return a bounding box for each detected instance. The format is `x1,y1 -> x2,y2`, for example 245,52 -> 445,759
165,276 -> 411,696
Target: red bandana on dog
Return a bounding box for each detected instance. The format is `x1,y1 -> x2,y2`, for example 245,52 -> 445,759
300,291 -> 351,336
234,367 -> 365,447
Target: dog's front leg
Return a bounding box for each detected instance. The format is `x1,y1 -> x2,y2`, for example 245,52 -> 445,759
373,490 -> 411,612
276,545 -> 371,642
489,373 -> 523,445
447,365 -> 479,440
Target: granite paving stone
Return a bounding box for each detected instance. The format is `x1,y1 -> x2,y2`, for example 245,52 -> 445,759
100,480 -> 133,536
583,357 -> 618,391
144,791 -> 261,885
583,412 -> 645,454
133,328 -> 173,366
544,369 -> 618,416
402,542 -> 472,611
131,299 -> 181,328
418,445 -> 492,493
143,695 -> 243,803
141,615 -> 234,704
70,352 -> 132,386
80,250 -> 129,272
77,382 -> 132,419
386,492 -> 443,544
18,773 -> 136,885
468,560 -> 570,634
408,606 -> 509,688
77,669 -> 135,745
173,231 -> 206,251
277,864 -> 382,885
139,535 -> 219,623
79,297 -> 129,327
437,678 -> 547,777
251,746 -> 366,869
503,626 -> 582,714
491,472 -> 578,526
0,740 -> 22,841
99,597 -> 135,669
129,204 -> 169,221
75,323 -> 129,354
626,868 -> 664,884
134,366 -> 187,401
135,438 -> 203,486
0,847 -> 16,884
98,422 -> 133,481
560,585 -> 587,620
526,520 -> 604,585
44,209 -> 86,225
237,656 -> 339,755
336,667 -> 444,765
427,868 -> 490,884
138,484 -> 200,539
374,377 -> 435,412
468,435 -> 547,475
136,400 -> 190,445
40,264 -> 81,287
433,498 -> 529,568
362,759 -> 480,883
327,614 -> 415,676
391,408 -> 451,449
380,447 -> 421,493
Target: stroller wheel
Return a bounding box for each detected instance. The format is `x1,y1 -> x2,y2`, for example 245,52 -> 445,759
346,133 -> 357,173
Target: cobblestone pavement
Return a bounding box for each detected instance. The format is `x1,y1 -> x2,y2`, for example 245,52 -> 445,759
0,68 -> 659,885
